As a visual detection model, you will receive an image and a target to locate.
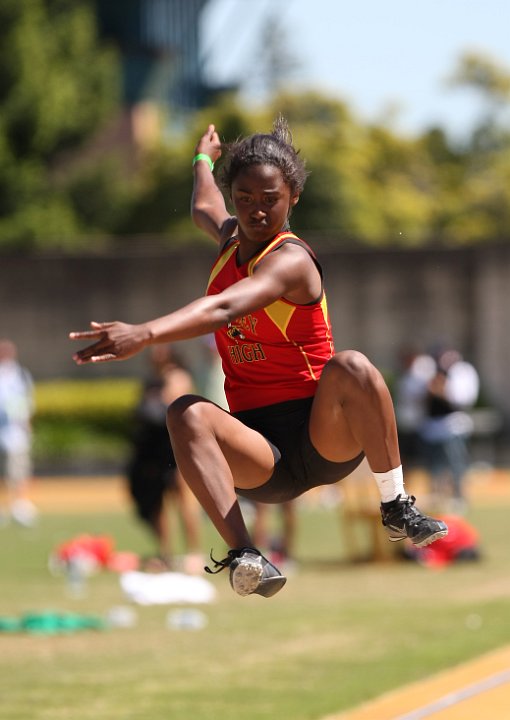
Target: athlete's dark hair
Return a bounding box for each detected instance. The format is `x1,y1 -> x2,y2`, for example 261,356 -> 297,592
219,115 -> 308,196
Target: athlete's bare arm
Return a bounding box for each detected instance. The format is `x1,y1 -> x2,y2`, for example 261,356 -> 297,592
70,244 -> 320,364
191,124 -> 237,244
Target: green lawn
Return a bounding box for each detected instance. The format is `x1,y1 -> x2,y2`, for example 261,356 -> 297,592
1,498 -> 509,720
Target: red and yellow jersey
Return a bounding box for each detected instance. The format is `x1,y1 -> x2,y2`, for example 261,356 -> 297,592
206,231 -> 335,412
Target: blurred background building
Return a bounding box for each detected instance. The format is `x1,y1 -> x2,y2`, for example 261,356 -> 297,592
92,0 -> 237,149
96,0 -> 209,111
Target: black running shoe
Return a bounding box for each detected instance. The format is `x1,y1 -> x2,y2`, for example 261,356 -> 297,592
204,547 -> 287,598
380,494 -> 448,547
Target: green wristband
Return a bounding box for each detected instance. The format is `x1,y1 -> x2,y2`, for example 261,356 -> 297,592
192,153 -> 214,171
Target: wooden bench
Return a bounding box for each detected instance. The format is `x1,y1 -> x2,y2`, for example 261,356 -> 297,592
339,459 -> 400,562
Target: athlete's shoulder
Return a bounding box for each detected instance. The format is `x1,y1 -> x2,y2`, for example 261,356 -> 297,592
269,232 -> 324,289
273,231 -> 316,258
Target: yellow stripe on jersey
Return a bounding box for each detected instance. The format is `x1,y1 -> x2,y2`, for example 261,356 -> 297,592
263,299 -> 296,338
206,242 -> 239,291
247,232 -> 298,276
264,300 -> 318,380
320,294 -> 335,355
258,233 -> 331,382
295,343 -> 318,380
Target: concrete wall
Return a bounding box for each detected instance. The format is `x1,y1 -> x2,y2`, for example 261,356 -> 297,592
2,241 -> 509,422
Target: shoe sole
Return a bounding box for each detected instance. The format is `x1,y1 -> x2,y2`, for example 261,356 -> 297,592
413,527 -> 449,548
253,575 -> 287,598
230,559 -> 287,598
231,559 -> 264,596
386,526 -> 449,547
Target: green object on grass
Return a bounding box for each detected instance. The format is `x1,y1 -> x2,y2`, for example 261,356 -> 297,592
0,611 -> 106,635
0,616 -> 21,632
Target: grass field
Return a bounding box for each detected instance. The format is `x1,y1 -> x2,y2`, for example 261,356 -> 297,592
1,474 -> 510,720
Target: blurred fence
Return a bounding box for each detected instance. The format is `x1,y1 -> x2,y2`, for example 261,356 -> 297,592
2,239 -> 509,448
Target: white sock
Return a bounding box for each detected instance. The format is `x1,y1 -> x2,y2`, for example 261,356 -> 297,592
371,465 -> 406,504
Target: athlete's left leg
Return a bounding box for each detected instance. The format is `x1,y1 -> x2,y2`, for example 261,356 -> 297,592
308,350 -> 399,471
309,351 -> 448,547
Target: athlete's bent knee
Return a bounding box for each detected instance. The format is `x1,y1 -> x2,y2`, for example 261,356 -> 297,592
166,394 -> 206,434
328,350 -> 372,377
324,350 -> 383,391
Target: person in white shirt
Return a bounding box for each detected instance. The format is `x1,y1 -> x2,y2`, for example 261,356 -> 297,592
0,339 -> 38,526
420,348 -> 479,510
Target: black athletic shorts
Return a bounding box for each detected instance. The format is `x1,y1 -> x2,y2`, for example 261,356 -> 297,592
233,397 -> 364,504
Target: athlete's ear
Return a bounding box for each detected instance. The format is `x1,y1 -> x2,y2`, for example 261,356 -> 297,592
287,194 -> 299,218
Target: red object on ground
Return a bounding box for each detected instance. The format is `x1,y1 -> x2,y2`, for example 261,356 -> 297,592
55,534 -> 115,567
410,515 -> 480,568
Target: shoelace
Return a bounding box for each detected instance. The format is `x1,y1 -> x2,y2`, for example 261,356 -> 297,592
396,495 -> 426,527
204,547 -> 260,575
204,549 -> 235,575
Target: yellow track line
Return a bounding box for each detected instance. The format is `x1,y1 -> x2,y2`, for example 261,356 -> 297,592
322,645 -> 510,720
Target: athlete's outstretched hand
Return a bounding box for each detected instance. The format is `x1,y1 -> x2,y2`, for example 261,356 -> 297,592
69,321 -> 149,364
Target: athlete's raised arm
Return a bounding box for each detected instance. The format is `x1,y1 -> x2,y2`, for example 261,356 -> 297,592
191,124 -> 237,244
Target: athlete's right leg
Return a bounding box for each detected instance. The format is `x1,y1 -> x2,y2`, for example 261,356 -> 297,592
166,395 -> 276,550
167,395 -> 286,596
174,469 -> 202,553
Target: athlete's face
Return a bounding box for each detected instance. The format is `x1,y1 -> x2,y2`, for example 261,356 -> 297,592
231,164 -> 299,244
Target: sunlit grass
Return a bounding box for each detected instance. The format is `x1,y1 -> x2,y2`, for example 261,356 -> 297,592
1,499 -> 509,720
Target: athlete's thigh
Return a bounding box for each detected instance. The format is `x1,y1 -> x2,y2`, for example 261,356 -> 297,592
308,368 -> 362,463
216,411 -> 278,490
174,397 -> 277,491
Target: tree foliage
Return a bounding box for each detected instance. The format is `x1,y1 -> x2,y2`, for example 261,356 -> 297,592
442,51 -> 510,242
0,0 -> 122,249
120,51 -> 510,248
0,6 -> 509,252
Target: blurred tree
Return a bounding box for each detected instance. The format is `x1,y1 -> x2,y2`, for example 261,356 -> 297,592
118,98 -> 260,240
264,93 -> 438,246
249,9 -> 302,99
0,0 -> 122,249
441,51 -> 510,243
120,81 -> 510,248
1,16 -> 509,252
448,51 -> 510,130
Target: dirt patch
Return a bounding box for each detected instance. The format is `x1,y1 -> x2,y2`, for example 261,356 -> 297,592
29,476 -> 130,513
23,467 -> 510,514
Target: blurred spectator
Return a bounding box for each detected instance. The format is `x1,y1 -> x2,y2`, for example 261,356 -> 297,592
251,500 -> 297,570
419,347 -> 479,511
394,348 -> 436,469
0,339 -> 38,527
126,345 -> 203,573
197,334 -> 228,410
